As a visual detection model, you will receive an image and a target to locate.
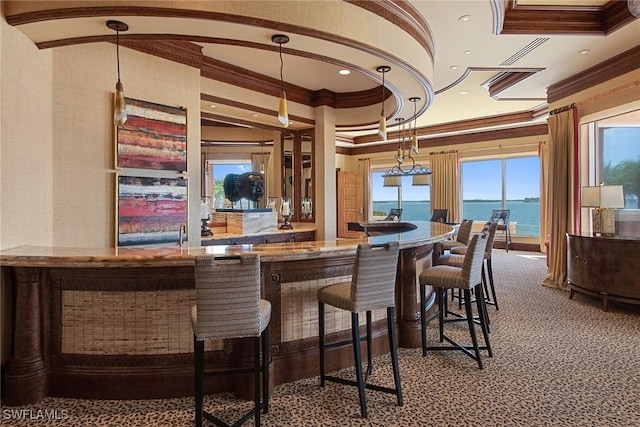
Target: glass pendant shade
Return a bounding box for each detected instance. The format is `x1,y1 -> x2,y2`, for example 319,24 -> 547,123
378,114 -> 387,140
412,134 -> 419,154
278,92 -> 289,128
412,173 -> 431,186
114,80 -> 127,125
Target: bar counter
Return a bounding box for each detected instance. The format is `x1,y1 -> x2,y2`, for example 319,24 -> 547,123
1,221 -> 452,405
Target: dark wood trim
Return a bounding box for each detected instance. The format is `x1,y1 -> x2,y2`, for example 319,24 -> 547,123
483,70 -> 543,99
498,0 -> 635,35
547,45 -> 640,103
348,123 -> 548,156
353,110 -> 542,146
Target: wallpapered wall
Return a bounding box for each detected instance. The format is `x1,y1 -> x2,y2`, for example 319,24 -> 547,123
0,17 -> 201,364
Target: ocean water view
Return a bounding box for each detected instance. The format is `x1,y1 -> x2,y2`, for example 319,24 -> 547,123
373,200 -> 541,236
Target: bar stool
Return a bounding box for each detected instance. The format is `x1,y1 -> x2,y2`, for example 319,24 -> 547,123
318,242 -> 402,418
438,218 -> 473,255
490,209 -> 511,251
419,233 -> 492,369
191,254 -> 270,427
451,221 -> 500,310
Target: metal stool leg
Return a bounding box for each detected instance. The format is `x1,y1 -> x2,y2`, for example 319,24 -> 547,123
387,307 -> 403,407
194,337 -> 204,427
318,301 -> 326,387
351,312 -> 367,418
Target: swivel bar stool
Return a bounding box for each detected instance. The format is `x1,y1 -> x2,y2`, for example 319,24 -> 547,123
318,242 -> 402,418
419,233 -> 492,369
192,254 -> 270,427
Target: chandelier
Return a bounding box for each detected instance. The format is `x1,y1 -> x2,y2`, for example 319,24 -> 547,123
382,107 -> 431,187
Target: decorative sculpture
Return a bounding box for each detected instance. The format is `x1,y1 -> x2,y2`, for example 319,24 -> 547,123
223,172 -> 265,208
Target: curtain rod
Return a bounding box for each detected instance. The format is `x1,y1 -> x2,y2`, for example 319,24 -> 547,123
428,150 -> 457,155
549,103 -> 575,116
456,141 -> 546,152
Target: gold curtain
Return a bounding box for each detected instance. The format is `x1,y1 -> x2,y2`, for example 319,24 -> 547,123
429,151 -> 459,222
539,142 -> 549,253
542,108 -> 577,290
251,153 -> 271,209
359,158 -> 371,221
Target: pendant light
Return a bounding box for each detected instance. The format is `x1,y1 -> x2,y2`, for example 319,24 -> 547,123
272,34 -> 290,128
107,20 -> 129,126
376,66 -> 391,140
409,97 -> 421,154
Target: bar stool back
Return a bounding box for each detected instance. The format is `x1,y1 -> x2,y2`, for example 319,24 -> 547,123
317,241 -> 402,418
419,233 -> 492,369
439,218 -> 473,254
191,254 -> 271,427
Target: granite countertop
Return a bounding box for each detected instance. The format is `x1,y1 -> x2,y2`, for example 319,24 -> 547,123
202,223 -> 317,241
0,221 -> 453,268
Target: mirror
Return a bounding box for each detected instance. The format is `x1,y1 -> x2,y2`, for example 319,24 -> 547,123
281,130 -> 314,222
282,133 -> 295,203
300,131 -> 313,220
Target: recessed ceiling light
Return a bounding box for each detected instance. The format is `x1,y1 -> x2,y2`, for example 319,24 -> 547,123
459,15 -> 471,22
210,104 -> 216,108
579,49 -> 591,55
460,91 -> 470,95
464,50 -> 472,55
338,69 -> 351,75
450,65 -> 458,70
252,114 -> 259,117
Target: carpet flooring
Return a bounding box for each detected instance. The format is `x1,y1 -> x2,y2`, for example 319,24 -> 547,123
2,250 -> 639,426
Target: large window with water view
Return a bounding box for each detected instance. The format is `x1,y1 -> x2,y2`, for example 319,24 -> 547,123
371,172 -> 431,221
461,156 -> 540,237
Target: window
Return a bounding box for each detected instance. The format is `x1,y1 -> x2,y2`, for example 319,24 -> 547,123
584,108 -> 640,237
371,171 -> 430,221
596,112 -> 640,209
461,156 -> 540,236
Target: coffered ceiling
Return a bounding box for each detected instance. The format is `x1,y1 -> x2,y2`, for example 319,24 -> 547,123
4,0 -> 639,149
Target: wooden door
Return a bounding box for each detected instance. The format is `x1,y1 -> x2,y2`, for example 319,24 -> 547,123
337,170 -> 363,238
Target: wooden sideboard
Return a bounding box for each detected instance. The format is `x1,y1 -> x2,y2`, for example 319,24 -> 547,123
567,234 -> 640,311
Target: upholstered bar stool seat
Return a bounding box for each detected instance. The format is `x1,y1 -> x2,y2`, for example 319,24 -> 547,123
419,233 -> 492,369
438,219 -> 473,255
192,254 -> 271,427
318,242 -> 403,418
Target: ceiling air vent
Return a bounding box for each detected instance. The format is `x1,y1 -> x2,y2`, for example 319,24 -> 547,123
501,38 -> 549,66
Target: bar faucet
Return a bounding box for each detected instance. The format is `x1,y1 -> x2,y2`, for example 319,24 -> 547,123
179,223 -> 187,248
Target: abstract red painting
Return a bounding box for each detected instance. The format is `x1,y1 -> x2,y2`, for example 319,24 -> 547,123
116,98 -> 187,171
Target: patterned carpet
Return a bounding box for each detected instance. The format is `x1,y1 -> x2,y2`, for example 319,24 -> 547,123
2,250 -> 640,426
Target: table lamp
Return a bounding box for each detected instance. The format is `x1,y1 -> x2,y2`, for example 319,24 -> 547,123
581,184 -> 624,237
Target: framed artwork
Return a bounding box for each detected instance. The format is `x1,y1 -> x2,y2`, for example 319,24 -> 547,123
116,175 -> 188,246
116,98 -> 187,171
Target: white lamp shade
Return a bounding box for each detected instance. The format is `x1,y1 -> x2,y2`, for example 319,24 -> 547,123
411,134 -> 419,154
278,92 -> 289,127
581,185 -> 624,208
383,175 -> 401,187
412,173 -> 431,186
378,114 -> 387,140
600,185 -> 624,208
114,81 -> 127,125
